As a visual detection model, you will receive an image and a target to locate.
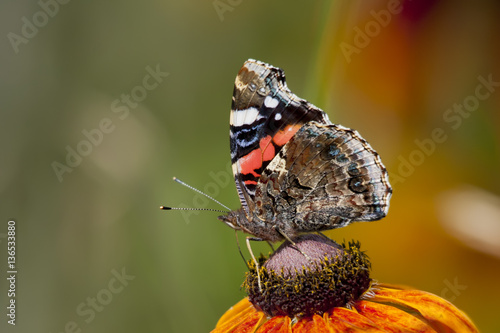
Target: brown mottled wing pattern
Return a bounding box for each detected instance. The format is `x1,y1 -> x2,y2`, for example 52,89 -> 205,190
254,122 -> 392,237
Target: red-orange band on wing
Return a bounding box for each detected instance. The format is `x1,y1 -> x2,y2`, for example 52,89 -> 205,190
239,135 -> 275,178
239,149 -> 262,177
272,124 -> 302,147
260,135 -> 275,162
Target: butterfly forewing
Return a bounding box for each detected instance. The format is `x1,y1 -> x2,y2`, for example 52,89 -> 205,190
230,60 -> 330,212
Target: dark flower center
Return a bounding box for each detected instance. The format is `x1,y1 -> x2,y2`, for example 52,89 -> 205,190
243,234 -> 372,318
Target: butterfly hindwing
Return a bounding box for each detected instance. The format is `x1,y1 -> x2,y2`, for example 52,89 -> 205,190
254,122 -> 392,234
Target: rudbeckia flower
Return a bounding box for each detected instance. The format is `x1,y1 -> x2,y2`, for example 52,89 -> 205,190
212,234 -> 478,333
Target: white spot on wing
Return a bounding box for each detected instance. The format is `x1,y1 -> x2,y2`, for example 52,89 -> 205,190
264,96 -> 279,109
274,113 -> 282,121
231,107 -> 262,126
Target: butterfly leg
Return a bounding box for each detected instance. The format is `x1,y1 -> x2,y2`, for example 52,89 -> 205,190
246,236 -> 264,292
234,231 -> 250,270
274,226 -> 311,261
316,231 -> 331,241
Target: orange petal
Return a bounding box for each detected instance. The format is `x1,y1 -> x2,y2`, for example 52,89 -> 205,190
326,307 -> 384,332
212,298 -> 266,333
215,298 -> 255,327
233,312 -> 267,333
292,314 -> 332,333
356,300 -> 435,332
369,284 -> 479,333
256,316 -> 291,333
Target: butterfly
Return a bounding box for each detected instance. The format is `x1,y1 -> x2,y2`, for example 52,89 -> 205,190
218,59 -> 392,243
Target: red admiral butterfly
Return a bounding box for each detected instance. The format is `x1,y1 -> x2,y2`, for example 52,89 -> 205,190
218,59 -> 392,242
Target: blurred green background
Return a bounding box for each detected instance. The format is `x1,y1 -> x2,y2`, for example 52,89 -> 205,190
1,0 -> 499,332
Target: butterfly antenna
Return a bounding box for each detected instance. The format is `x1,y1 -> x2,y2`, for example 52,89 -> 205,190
159,206 -> 228,213
163,177 -> 231,211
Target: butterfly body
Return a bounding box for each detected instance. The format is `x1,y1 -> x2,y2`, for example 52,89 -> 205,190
218,59 -> 392,242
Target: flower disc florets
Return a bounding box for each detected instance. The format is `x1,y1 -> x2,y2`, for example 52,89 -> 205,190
243,234 -> 372,318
